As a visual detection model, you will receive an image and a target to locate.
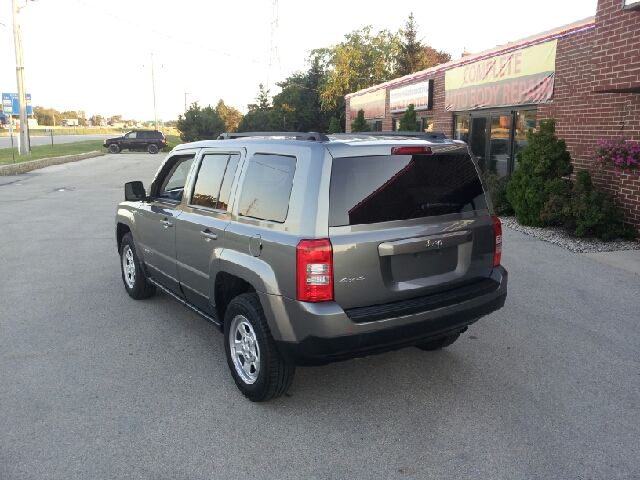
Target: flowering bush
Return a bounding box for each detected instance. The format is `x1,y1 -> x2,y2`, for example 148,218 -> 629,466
588,138 -> 640,178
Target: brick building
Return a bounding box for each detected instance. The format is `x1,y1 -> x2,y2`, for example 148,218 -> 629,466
345,0 -> 640,232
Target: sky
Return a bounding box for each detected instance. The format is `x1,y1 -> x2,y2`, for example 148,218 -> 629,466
0,0 -> 598,122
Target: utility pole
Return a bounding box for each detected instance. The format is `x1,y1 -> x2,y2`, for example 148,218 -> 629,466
151,53 -> 158,131
12,0 -> 30,155
184,90 -> 188,113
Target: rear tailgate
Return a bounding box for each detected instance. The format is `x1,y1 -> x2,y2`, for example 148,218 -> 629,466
328,145 -> 497,312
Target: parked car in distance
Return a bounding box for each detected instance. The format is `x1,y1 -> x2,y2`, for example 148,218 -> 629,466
115,131 -> 508,401
104,130 -> 166,154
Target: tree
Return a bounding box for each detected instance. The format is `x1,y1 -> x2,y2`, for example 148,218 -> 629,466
61,111 -> 78,119
328,117 -> 341,134
269,58 -> 333,132
351,109 -> 370,133
216,99 -> 243,133
176,102 -> 226,142
237,85 -> 272,132
424,46 -> 451,68
33,106 -> 62,126
398,104 -> 418,131
507,119 -> 573,226
256,84 -> 271,111
312,26 -> 401,113
396,13 -> 428,77
89,115 -> 104,126
109,115 -> 123,125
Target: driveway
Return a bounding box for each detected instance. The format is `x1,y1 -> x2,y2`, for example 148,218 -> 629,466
1,153 -> 639,479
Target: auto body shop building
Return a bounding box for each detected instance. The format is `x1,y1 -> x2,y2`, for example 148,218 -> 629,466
345,0 -> 640,231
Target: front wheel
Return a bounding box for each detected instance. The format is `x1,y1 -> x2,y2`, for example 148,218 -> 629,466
108,143 -> 121,154
120,233 -> 156,300
147,144 -> 159,154
224,293 -> 294,402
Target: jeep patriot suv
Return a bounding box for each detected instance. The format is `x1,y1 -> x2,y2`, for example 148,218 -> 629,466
115,132 -> 508,401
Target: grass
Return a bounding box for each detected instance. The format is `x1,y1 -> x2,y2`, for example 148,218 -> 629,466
0,140 -> 105,165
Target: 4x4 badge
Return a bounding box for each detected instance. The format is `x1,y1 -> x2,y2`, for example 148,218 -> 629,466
426,240 -> 443,249
340,276 -> 365,283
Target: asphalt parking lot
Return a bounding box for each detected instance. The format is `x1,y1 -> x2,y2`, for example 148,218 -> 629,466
1,153 -> 639,479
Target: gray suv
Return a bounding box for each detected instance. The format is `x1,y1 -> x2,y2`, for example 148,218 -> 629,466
115,132 -> 507,401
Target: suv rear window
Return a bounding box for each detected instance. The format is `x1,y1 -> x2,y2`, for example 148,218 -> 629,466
329,152 -> 486,227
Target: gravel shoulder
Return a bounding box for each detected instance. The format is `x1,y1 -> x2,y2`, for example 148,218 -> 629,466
500,216 -> 640,253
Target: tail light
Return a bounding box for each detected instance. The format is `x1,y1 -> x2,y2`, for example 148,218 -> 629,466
296,239 -> 333,302
391,146 -> 432,155
491,215 -> 502,267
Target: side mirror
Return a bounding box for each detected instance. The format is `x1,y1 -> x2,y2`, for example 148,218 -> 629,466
125,181 -> 147,201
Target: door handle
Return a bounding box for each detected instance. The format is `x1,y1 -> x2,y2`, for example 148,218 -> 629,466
161,219 -> 173,228
200,229 -> 218,240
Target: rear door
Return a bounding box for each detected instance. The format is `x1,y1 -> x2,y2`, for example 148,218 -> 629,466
328,146 -> 496,310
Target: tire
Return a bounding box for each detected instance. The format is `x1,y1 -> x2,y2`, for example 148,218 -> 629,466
224,293 -> 295,402
120,232 -> 156,300
147,144 -> 159,154
108,143 -> 121,154
415,331 -> 463,351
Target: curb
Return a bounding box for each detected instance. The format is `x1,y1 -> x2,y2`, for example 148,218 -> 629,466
0,151 -> 106,176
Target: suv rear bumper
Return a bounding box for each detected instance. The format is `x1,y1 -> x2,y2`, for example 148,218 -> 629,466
260,266 -> 508,366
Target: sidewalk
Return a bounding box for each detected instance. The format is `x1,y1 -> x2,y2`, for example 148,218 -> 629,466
581,250 -> 640,275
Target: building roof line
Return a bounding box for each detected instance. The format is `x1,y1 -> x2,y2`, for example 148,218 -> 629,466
346,17 -> 596,99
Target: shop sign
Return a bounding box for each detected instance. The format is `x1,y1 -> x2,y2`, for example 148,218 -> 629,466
445,40 -> 557,111
349,89 -> 385,120
390,80 -> 433,113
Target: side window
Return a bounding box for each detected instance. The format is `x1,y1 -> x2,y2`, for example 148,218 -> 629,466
238,154 -> 296,223
217,154 -> 240,211
190,154 -> 230,209
137,131 -> 147,139
127,132 -> 137,139
155,154 -> 195,201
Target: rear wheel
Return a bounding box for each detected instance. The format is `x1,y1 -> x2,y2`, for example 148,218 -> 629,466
415,331 -> 462,351
224,293 -> 294,402
108,143 -> 121,154
120,233 -> 156,300
147,144 -> 159,154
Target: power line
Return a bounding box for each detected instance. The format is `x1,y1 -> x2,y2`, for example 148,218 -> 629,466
73,0 -> 269,67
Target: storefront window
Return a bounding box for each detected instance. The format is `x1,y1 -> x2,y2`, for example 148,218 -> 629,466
489,115 -> 511,176
454,115 -> 470,143
513,110 -> 537,170
420,116 -> 434,132
367,120 -> 383,132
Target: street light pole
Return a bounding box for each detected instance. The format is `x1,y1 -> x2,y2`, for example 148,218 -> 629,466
12,0 -> 30,155
184,90 -> 188,113
151,53 -> 158,131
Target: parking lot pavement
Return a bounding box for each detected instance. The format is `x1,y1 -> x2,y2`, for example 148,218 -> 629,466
1,153 -> 639,479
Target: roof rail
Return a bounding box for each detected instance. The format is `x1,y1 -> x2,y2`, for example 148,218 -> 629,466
217,132 -> 330,142
332,131 -> 448,140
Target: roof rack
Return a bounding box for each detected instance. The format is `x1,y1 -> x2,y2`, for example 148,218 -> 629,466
331,131 -> 448,140
217,132 -> 330,142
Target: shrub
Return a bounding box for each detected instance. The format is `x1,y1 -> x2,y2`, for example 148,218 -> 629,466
483,172 -> 514,216
327,117 -> 342,134
350,109 -> 370,133
588,137 -> 640,178
398,104 -> 418,131
507,119 -> 573,226
567,170 -> 635,241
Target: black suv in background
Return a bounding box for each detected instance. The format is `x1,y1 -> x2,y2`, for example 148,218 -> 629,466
104,130 -> 167,154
